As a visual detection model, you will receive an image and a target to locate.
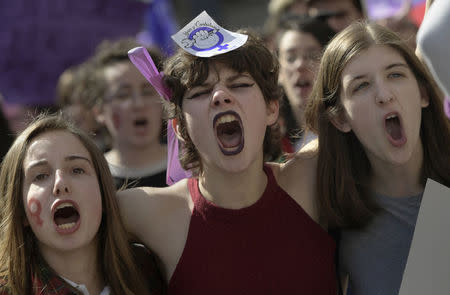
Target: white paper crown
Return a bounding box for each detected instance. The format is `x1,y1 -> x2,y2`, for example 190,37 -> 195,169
171,11 -> 248,57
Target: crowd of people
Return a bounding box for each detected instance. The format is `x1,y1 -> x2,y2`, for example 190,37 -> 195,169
0,0 -> 449,294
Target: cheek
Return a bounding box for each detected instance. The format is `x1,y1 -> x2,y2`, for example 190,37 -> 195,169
27,198 -> 43,227
280,68 -> 293,84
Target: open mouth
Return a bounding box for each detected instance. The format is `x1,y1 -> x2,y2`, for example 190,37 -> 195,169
213,111 -> 244,155
53,201 -> 80,233
133,118 -> 148,127
295,80 -> 311,89
385,113 -> 407,147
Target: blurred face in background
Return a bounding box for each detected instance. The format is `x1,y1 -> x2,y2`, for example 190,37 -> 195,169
62,103 -> 99,135
278,29 -> 322,123
97,61 -> 163,150
309,0 -> 362,32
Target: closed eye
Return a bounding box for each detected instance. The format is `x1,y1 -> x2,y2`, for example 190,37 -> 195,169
186,89 -> 211,100
231,83 -> 254,89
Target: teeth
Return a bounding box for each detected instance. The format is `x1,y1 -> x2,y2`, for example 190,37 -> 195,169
386,114 -> 397,120
55,202 -> 74,210
58,222 -> 76,229
217,114 -> 237,125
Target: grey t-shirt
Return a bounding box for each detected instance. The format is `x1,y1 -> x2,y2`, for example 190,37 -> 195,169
339,192 -> 423,295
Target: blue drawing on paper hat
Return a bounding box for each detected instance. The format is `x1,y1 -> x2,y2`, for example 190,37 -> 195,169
182,27 -> 229,52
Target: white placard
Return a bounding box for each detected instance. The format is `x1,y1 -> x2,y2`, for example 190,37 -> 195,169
171,11 -> 248,57
399,178 -> 450,295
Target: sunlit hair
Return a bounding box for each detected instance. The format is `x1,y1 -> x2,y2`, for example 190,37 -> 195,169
305,21 -> 450,228
0,113 -> 151,294
163,30 -> 282,173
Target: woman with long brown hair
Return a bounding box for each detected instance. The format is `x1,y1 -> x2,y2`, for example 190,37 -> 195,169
305,21 -> 450,295
0,114 -> 164,294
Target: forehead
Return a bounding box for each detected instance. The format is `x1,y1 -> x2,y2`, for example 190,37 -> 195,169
103,61 -> 147,84
24,131 -> 91,166
342,45 -> 407,80
279,30 -> 322,51
200,62 -> 250,83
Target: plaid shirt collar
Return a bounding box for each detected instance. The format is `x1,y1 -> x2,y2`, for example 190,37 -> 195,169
31,256 -> 80,295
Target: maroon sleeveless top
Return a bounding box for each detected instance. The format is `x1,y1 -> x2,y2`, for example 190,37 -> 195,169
168,166 -> 336,294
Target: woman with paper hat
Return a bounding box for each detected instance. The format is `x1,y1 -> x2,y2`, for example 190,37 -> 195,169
120,11 -> 337,294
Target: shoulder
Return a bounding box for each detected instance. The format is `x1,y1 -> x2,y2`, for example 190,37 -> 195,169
268,140 -> 319,222
117,179 -> 192,232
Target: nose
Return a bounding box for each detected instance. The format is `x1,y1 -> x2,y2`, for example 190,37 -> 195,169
131,91 -> 146,106
53,170 -> 71,196
211,89 -> 233,107
375,83 -> 394,105
296,56 -> 310,69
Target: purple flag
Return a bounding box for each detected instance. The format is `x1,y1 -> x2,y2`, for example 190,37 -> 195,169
364,0 -> 410,20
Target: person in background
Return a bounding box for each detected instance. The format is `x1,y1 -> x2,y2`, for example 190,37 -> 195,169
55,62 -> 110,152
276,15 -> 336,151
264,0 -> 362,52
0,114 -> 165,295
92,38 -> 168,189
307,0 -> 363,32
305,21 -> 450,295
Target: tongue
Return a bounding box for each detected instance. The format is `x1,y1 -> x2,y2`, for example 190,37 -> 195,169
219,132 -> 241,148
54,207 -> 79,225
217,122 -> 242,148
55,215 -> 78,226
386,118 -> 402,140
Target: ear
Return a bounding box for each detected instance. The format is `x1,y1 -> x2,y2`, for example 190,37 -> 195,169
266,99 -> 280,126
421,95 -> 429,108
330,112 -> 352,133
171,118 -> 185,143
420,87 -> 430,108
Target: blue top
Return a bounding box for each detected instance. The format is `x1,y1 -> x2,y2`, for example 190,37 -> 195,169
339,192 -> 423,295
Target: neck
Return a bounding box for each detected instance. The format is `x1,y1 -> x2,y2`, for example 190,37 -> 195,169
39,238 -> 104,295
198,159 -> 267,209
107,142 -> 167,168
370,141 -> 425,197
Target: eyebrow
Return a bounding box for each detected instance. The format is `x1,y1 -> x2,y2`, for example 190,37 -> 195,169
25,155 -> 92,170
198,73 -> 251,87
345,62 -> 409,85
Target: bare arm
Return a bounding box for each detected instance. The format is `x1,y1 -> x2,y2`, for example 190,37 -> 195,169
116,181 -> 193,280
271,140 -> 320,224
